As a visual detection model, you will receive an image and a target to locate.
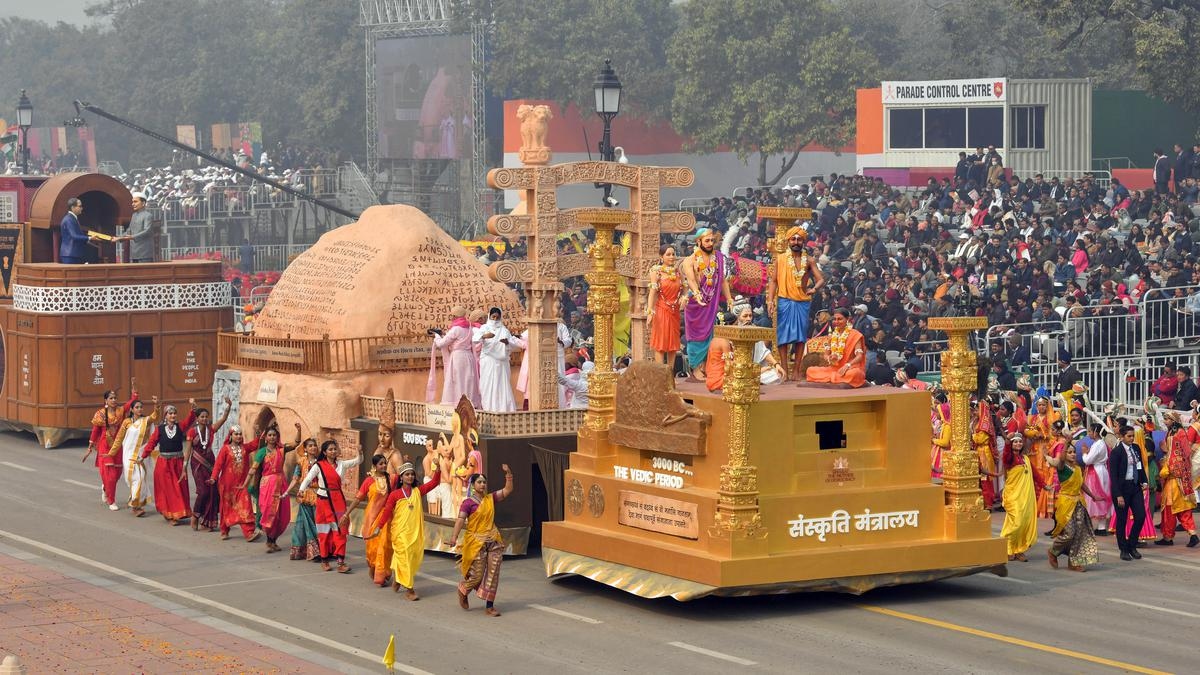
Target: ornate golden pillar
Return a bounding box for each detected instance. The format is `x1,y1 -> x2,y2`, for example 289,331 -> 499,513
927,315 -> 991,537
709,325 -> 770,547
575,209 -> 632,461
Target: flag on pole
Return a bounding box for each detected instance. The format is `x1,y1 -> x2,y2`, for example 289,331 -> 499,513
382,634 -> 396,671
1,125 -> 18,162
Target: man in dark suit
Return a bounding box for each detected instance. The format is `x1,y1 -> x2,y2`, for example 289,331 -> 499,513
59,197 -> 95,264
1173,143 -> 1193,193
1110,425 -> 1149,561
1153,149 -> 1171,195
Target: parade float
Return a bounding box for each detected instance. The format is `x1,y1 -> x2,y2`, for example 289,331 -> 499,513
0,172 -> 228,447
533,201 -> 1008,600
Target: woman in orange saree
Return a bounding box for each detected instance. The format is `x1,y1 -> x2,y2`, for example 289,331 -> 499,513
803,308 -> 866,387
1023,397 -> 1060,520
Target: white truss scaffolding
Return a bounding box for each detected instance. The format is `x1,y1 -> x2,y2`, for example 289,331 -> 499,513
359,0 -> 450,27
361,0 -> 489,237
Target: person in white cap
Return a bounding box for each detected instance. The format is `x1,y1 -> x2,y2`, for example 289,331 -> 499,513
121,192 -> 157,262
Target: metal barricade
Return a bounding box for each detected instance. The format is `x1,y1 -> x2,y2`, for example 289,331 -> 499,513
294,168 -> 340,197
1139,288 -> 1200,350
1039,169 -> 1111,190
913,339 -> 949,375
1063,311 -> 1138,360
677,198 -> 710,214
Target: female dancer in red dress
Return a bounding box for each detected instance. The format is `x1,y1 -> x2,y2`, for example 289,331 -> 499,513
83,380 -> 138,511
181,396 -> 232,531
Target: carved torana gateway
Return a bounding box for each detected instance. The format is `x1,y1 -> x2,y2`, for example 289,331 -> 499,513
486,157 -> 695,410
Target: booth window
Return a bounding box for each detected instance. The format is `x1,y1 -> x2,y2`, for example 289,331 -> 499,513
924,108 -> 965,148
1011,105 -> 1046,149
888,106 -> 1003,150
889,108 -> 923,148
133,336 -> 154,360
967,107 -> 1004,148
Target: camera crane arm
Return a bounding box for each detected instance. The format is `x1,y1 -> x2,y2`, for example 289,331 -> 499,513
69,100 -> 360,220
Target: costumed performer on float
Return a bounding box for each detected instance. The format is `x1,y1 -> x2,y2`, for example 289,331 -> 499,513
477,307 -> 517,412
765,225 -> 823,381
646,244 -> 683,368
429,306 -> 481,408
681,228 -> 733,382
803,307 -> 866,387
366,461 -> 443,600
972,398 -> 999,509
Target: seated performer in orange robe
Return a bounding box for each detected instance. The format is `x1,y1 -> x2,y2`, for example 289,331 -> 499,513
803,307 -> 867,387
705,337 -> 732,392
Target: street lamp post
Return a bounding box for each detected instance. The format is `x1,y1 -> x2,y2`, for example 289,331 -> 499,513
16,90 -> 33,175
592,59 -> 622,206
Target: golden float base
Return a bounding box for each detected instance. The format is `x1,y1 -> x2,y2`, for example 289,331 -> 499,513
542,521 -> 1006,600
543,545 -> 1007,600
542,379 -> 1009,600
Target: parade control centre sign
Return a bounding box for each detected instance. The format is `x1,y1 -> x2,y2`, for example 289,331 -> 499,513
882,78 -> 1006,105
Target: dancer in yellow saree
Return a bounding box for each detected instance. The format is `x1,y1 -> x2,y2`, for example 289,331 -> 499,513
450,464 -> 514,617
363,462 -> 441,599
1045,443 -> 1100,572
1000,433 -> 1038,561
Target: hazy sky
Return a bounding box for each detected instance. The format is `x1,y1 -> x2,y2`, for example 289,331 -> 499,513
5,0 -> 93,25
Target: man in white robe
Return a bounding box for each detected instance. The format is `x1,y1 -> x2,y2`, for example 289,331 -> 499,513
556,320 -> 573,408
477,307 -> 517,412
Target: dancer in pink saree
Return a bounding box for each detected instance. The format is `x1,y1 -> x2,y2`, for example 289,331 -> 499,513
245,426 -> 292,554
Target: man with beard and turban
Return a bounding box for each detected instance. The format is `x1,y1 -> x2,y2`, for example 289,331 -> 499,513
766,225 -> 824,381
681,228 -> 734,381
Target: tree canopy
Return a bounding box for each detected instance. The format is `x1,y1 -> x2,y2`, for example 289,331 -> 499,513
667,0 -> 879,186
452,0 -> 677,121
0,0 -> 364,167
0,0 -> 1188,180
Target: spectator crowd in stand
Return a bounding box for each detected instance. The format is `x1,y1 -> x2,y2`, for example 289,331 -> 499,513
670,145 -> 1200,386
487,145 -> 1200,407
113,144 -> 342,223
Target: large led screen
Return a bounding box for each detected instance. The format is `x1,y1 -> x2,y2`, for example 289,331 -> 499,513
375,35 -> 474,160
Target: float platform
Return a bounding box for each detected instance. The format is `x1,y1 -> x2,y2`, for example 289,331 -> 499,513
542,359 -> 1007,600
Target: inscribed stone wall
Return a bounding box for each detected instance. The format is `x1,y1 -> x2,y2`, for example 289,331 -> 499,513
253,205 -> 522,341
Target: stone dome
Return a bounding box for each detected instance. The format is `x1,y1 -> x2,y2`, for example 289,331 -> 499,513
253,205 -> 523,340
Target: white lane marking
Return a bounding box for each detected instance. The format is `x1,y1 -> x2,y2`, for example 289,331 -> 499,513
1107,598 -> 1200,619
416,572 -> 459,587
173,571 -> 331,591
528,603 -> 603,624
668,641 -> 757,666
1099,550 -> 1200,569
62,479 -> 98,489
978,573 -> 1032,585
0,527 -> 432,675
1,461 -> 35,472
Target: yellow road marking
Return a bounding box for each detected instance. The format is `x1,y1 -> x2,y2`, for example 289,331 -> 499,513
857,604 -> 1171,675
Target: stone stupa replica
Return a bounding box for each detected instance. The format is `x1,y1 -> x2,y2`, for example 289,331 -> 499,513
219,204 -> 523,445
